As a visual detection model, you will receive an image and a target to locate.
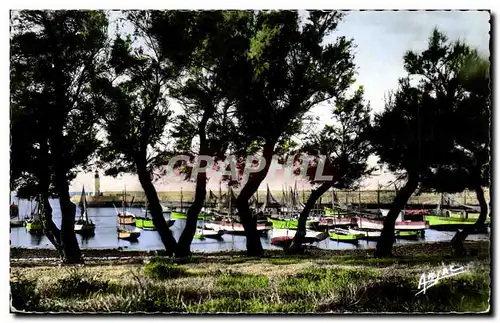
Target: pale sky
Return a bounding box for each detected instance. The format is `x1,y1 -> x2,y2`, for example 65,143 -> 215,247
70,10 -> 491,193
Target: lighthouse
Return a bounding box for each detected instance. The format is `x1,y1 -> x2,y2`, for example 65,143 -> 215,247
93,170 -> 101,197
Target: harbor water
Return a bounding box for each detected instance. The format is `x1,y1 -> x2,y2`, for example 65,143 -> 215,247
10,198 -> 489,252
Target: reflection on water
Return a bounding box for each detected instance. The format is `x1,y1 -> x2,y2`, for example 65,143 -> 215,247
10,199 -> 490,251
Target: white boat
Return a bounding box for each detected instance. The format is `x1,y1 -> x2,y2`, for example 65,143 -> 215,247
74,186 -> 95,235
356,214 -> 427,231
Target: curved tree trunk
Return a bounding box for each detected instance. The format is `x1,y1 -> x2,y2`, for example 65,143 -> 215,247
40,194 -> 63,256
176,172 -> 207,257
235,140 -> 276,257
38,140 -> 63,256
288,182 -> 332,254
374,172 -> 419,258
451,184 -> 488,255
57,178 -> 83,264
136,164 -> 177,256
176,105 -> 213,257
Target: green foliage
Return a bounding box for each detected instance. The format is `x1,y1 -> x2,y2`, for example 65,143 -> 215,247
371,28 -> 490,193
229,10 -> 356,148
216,271 -> 269,293
144,260 -> 188,280
10,273 -> 41,311
55,268 -> 111,298
266,257 -> 303,265
300,86 -> 373,189
278,267 -> 371,298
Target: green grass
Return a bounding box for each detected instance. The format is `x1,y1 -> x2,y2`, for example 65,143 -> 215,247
144,259 -> 189,280
266,257 -> 304,265
216,271 -> 269,296
10,245 -> 491,313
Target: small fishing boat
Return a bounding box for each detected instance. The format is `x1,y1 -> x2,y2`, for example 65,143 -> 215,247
270,229 -> 329,245
356,215 -> 427,231
318,217 -> 354,228
136,198 -> 175,229
329,228 -> 364,243
25,198 -> 43,233
115,187 -> 137,225
267,216 -> 298,229
395,230 -> 420,240
270,235 -> 295,246
206,219 -> 272,235
194,227 -> 224,240
170,210 -> 208,220
10,199 -> 23,227
348,228 -> 381,240
74,186 -> 95,236
323,206 -> 349,218
117,226 -> 141,241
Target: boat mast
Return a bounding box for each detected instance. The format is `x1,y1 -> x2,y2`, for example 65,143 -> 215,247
180,186 -> 183,212
228,186 -> 232,217
332,187 -> 336,226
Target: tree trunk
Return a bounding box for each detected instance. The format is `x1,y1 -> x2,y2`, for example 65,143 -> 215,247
38,142 -> 63,256
136,164 -> 177,256
176,172 -> 207,257
40,194 -> 63,256
57,177 -> 83,264
175,104 -> 213,258
451,184 -> 488,255
374,172 -> 419,258
235,140 -> 276,257
288,182 -> 332,254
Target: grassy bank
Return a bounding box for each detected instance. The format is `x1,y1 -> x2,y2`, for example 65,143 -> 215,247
11,242 -> 490,313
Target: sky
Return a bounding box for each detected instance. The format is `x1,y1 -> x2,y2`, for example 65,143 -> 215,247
69,10 -> 491,193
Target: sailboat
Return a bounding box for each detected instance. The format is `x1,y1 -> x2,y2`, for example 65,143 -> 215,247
135,197 -> 175,229
195,200 -> 224,240
25,198 -> 43,233
117,225 -> 141,241
115,186 -> 136,225
74,186 -> 95,235
10,195 -> 23,227
117,193 -> 141,242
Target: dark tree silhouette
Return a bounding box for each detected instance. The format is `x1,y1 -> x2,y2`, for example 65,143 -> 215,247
227,10 -> 356,256
371,29 -> 490,257
288,86 -> 373,253
10,10 -> 108,263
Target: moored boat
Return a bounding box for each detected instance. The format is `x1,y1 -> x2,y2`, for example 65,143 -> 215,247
25,219 -> 43,233
194,227 -> 224,240
205,219 -> 272,235
74,186 -> 95,236
329,228 -> 364,243
117,226 -> 141,241
318,217 -> 353,228
170,210 -> 208,220
270,229 -> 329,245
356,216 -> 427,231
348,228 -> 381,240
136,198 -> 175,229
267,217 -> 298,229
395,230 -> 420,240
25,198 -> 43,233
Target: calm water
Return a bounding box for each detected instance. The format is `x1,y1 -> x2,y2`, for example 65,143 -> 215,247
10,198 -> 489,252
